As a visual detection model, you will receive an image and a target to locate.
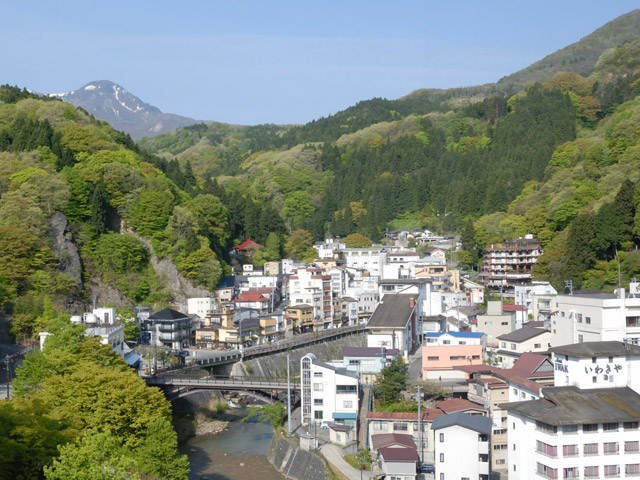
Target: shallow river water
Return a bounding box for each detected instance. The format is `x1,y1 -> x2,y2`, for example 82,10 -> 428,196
180,410 -> 287,480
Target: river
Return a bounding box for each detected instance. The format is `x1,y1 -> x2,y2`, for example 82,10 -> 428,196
181,409 -> 287,480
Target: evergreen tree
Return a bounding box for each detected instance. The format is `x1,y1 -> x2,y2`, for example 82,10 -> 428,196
90,183 -> 110,235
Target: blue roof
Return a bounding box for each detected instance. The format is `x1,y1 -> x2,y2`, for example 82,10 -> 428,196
425,331 -> 484,338
333,412 -> 357,419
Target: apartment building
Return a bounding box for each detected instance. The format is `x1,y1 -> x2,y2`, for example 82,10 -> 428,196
550,285 -> 640,347
481,234 -> 542,292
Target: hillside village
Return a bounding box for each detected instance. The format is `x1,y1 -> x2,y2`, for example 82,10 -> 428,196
45,230 -> 640,480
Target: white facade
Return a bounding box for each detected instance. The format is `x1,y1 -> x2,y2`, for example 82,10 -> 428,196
551,344 -> 640,393
514,281 -> 557,328
433,416 -> 491,480
508,409 -> 640,480
245,275 -> 278,289
301,353 -> 359,428
551,287 -> 640,347
187,297 -> 218,319
342,248 -> 386,277
91,307 -> 116,324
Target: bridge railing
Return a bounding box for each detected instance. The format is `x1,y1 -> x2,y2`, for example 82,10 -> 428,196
146,375 -> 300,390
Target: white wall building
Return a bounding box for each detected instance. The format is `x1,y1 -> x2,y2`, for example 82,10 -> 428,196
551,286 -> 640,347
341,248 -> 386,278
549,341 -> 640,393
514,281 -> 557,328
505,387 -> 640,480
187,297 -> 218,319
301,353 -> 359,428
433,412 -> 492,480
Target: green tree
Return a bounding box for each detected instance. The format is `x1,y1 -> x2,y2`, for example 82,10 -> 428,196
242,401 -> 287,429
177,247 -> 223,290
284,229 -> 315,261
373,357 -> 408,407
343,232 -> 372,248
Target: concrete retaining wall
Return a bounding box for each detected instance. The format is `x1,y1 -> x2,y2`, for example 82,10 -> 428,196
267,433 -> 327,480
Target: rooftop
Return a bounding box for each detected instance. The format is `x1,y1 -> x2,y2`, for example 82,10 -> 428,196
366,409 -> 444,422
498,326 -> 548,342
370,433 -> 416,450
379,447 -> 419,462
424,331 -> 485,339
367,294 -> 418,329
436,398 -> 485,414
148,308 -> 189,321
549,341 -> 640,357
502,386 -> 640,425
432,411 -> 492,434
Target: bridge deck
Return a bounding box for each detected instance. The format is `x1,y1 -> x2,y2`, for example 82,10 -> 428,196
146,375 -> 300,391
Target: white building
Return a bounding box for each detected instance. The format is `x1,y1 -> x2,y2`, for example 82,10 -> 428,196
187,297 -> 218,319
551,285 -> 640,347
514,281 -> 557,328
341,247 -> 386,278
496,327 -> 551,368
549,341 -> 640,393
503,341 -> 640,479
381,251 -> 419,280
300,353 -> 359,429
367,293 -> 419,360
504,387 -> 640,480
433,412 -> 492,480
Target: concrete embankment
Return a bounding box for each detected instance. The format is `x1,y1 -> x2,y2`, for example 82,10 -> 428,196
267,433 -> 327,480
232,332 -> 367,379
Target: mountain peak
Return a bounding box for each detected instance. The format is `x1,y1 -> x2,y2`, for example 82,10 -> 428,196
49,80 -> 197,139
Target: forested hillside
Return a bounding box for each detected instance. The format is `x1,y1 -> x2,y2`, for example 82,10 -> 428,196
140,19 -> 640,294
0,86 -> 276,342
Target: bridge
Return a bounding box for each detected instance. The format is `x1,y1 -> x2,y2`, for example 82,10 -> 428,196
146,374 -> 300,404
188,324 -> 366,368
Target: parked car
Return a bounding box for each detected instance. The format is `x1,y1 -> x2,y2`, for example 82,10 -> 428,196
418,463 -> 435,473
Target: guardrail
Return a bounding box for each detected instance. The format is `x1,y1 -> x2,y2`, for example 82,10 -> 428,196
146,375 -> 300,391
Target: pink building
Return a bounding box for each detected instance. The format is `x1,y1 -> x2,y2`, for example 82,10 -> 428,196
422,344 -> 483,381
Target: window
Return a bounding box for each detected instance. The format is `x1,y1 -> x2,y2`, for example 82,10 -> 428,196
626,464 -> 640,475
604,465 -> 620,477
578,334 -> 584,342
603,442 -> 619,454
496,459 -> 506,465
536,441 -> 558,457
439,453 -> 444,462
313,371 -> 323,377
584,443 -> 599,455
563,444 -> 579,457
592,357 -> 597,364
493,429 -> 507,435
625,421 -> 639,430
314,399 -> 323,405
583,423 -> 598,432
440,474 -> 444,480
564,467 -> 579,478
393,422 -> 408,431
501,321 -> 508,326
586,316 -> 591,324
563,425 -> 578,434
534,343 -> 541,348
493,444 -> 507,450
536,462 -> 558,479
442,340 -> 451,345
313,383 -> 323,392
373,421 -> 385,430
627,441 -> 640,453
584,466 -> 599,478
314,411 -> 323,420
336,385 -> 357,394
449,355 -> 466,361
472,355 -> 480,360
500,342 -> 506,348
427,356 -> 439,361
439,432 -> 444,442
458,341 -> 466,345
577,313 -> 583,323
479,454 -> 488,463
343,400 -> 353,409
603,422 -> 618,431
536,421 -> 557,434
511,343 -> 516,350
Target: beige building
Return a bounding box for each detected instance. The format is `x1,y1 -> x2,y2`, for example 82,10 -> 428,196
284,304 -> 314,335
496,327 -> 551,368
474,301 -> 515,347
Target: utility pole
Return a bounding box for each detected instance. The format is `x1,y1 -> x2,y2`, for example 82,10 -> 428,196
287,354 -> 292,436
417,385 -> 424,464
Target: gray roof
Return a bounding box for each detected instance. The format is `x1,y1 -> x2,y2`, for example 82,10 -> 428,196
549,341 -> 640,357
367,294 -> 418,329
379,278 -> 431,285
498,326 -> 548,342
459,306 -> 481,316
501,386 -> 640,425
432,411 -> 492,434
148,308 -> 189,321
312,358 -> 359,379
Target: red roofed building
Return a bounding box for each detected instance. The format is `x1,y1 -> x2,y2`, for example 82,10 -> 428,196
367,410 -> 444,463
370,433 -> 420,479
230,238 -> 264,257
234,291 -> 270,314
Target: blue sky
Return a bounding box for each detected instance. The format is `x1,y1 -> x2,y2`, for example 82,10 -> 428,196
2,1 -> 639,125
